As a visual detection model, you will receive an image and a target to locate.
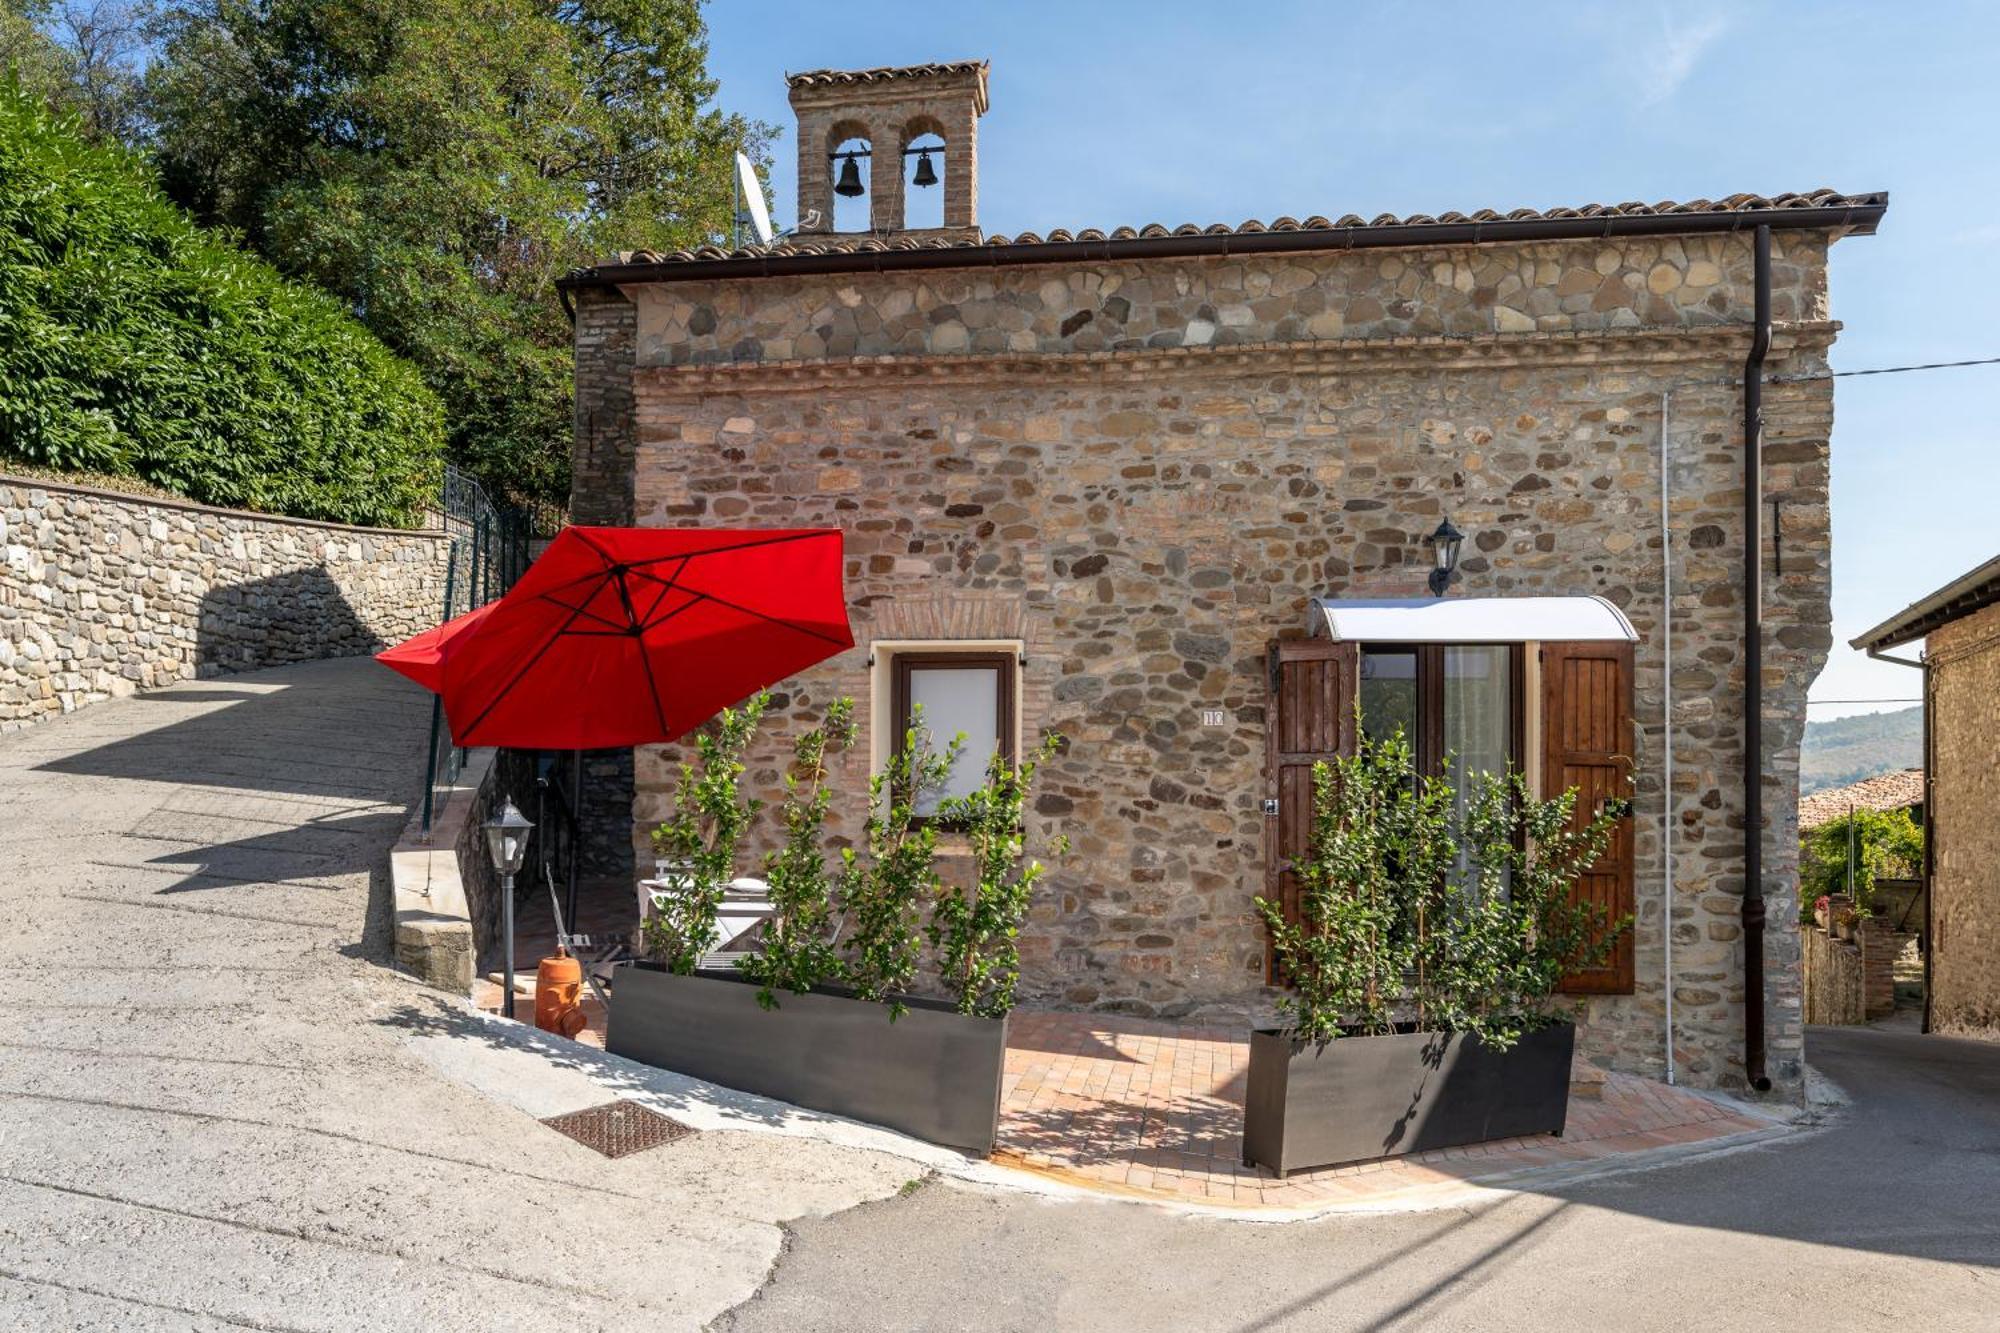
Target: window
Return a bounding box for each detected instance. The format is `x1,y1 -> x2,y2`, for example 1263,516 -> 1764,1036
1358,644 -> 1523,782
1360,644 -> 1524,885
890,651 -> 1016,816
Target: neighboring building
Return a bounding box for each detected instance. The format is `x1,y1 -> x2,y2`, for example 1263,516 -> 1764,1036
559,59 -> 1889,1096
1799,767 -> 1926,833
1852,554 -> 2000,1038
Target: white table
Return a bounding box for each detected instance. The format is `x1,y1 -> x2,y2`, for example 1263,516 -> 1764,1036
637,875 -> 776,969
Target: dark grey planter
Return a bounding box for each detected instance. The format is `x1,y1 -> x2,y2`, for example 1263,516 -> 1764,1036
1242,1022 -> 1574,1177
606,962 -> 1006,1155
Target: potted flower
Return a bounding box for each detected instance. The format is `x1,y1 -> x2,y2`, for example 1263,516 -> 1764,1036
1243,727 -> 1627,1178
608,699 -> 1064,1155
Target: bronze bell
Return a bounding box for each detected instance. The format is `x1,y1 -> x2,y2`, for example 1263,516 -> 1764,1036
833,155 -> 864,198
910,149 -> 939,189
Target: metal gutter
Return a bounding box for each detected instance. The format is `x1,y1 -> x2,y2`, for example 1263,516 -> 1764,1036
557,199 -> 1887,290
1849,551 -> 2000,651
1742,223 -> 1773,1093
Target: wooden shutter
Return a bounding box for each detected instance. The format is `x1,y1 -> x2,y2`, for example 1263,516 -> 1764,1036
1541,640 -> 1636,994
1265,639 -> 1358,981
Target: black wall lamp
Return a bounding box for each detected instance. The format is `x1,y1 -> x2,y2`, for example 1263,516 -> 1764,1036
1427,518 -> 1464,597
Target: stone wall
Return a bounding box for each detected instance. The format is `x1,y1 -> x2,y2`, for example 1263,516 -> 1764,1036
1802,919 -> 1865,1025
1927,601 -> 2000,1037
580,229 -> 1845,1096
0,475 -> 448,728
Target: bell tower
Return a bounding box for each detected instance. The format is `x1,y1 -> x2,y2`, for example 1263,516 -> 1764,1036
786,60 -> 989,240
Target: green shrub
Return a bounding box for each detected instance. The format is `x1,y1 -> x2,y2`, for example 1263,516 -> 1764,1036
1255,725 -> 1628,1049
0,79 -> 443,526
1800,807 -> 1922,916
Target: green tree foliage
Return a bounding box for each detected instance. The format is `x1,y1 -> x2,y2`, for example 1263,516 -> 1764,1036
0,79 -> 444,524
738,698 -> 856,1008
839,715 -> 959,1019
1256,725 -> 1626,1049
1800,807 -> 1922,915
141,0 -> 769,507
644,692 -> 767,975
929,734 -> 1069,1019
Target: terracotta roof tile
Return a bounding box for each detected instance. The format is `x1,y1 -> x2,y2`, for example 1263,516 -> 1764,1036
786,61 -> 988,89
612,189 -> 1885,268
1799,768 -> 1925,831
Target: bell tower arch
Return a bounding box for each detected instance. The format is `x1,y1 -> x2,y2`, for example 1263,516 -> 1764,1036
786,60 -> 989,240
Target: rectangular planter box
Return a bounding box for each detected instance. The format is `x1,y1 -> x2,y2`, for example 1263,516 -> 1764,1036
1242,1022 -> 1574,1177
606,962 -> 1006,1155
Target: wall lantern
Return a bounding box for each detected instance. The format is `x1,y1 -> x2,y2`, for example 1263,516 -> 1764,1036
483,799 -> 534,1019
1427,518 -> 1465,597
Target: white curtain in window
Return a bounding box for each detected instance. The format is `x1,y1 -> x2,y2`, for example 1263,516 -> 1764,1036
1444,646 -> 1511,888
908,666 -> 1001,813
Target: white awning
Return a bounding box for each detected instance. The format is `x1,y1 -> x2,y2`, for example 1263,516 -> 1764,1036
1311,596 -> 1638,644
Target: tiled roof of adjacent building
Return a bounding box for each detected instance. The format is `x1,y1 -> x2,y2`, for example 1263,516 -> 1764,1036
786,60 -> 989,89
1852,551 -> 2000,651
1799,768 -> 1926,831
564,189 -> 1887,285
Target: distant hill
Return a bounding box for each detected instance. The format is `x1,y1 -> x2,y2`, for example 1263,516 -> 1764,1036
1801,706 -> 1922,795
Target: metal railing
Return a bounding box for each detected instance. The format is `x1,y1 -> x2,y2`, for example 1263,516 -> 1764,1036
419,466 -> 561,836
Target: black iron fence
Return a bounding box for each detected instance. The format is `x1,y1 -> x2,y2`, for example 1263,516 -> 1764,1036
419,466 -> 564,836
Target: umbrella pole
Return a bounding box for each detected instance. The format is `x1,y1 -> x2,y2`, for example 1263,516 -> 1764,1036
567,748 -> 582,935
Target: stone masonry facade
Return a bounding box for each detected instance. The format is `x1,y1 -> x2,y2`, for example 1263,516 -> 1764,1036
1926,600 -> 2000,1037
571,223 -> 1852,1098
565,57 -> 1882,1100
0,475 -> 448,728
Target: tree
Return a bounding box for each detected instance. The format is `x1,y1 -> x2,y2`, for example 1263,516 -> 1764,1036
141,0 -> 769,507
0,78 -> 444,524
1801,807 -> 1922,916
2,0 -> 149,144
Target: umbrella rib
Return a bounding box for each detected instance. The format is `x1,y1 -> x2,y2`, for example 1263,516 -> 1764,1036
455,595 -> 601,744
616,528 -> 838,573
631,556 -> 693,626
535,581 -> 628,633
650,586 -> 851,646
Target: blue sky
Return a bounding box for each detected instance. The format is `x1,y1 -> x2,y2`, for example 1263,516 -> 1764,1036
703,1 -> 1998,720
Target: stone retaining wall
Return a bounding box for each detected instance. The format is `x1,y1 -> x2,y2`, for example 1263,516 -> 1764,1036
1802,921 -> 1864,1025
1,475 -> 449,728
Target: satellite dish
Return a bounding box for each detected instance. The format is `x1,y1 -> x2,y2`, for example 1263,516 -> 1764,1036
735,152 -> 774,245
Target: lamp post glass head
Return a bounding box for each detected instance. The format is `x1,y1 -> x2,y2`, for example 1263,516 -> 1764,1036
483,799 -> 533,877
1427,518 -> 1465,597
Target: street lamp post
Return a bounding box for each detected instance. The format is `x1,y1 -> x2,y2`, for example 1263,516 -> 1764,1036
483,799 -> 534,1020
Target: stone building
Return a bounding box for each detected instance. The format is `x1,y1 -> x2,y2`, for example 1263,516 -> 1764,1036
560,59 -> 1889,1096
1853,555 -> 2000,1038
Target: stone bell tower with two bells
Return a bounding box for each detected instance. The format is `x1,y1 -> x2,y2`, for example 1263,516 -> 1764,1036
785,60 -> 988,241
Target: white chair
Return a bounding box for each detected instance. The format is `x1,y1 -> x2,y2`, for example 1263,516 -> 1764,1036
637,870 -> 776,969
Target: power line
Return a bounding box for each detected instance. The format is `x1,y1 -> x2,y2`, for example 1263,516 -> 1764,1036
1772,354 -> 2000,384
1806,698 -> 1922,706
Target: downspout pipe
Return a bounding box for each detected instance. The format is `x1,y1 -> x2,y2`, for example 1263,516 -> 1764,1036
1742,223 -> 1773,1093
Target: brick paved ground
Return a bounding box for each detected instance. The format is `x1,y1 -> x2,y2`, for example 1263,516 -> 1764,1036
504,984 -> 1776,1211
997,1011 -> 1777,1208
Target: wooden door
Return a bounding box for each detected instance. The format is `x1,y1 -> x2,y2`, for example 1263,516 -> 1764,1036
1541,640 -> 1637,994
1265,639 -> 1358,981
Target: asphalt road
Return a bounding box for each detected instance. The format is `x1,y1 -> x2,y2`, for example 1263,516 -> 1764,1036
0,661 -> 912,1332
723,1025 -> 2000,1332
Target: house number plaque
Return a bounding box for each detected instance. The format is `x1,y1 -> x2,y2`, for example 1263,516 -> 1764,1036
1200,709 -> 1226,727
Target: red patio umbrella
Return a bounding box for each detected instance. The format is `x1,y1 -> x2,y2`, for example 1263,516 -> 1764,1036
375,525 -> 852,1019
421,525 -> 853,750
376,601 -> 495,692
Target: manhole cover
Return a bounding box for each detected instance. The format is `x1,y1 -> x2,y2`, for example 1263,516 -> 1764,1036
541,1100 -> 695,1158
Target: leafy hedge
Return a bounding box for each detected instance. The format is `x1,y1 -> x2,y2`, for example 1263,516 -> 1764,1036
0,80 -> 444,526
